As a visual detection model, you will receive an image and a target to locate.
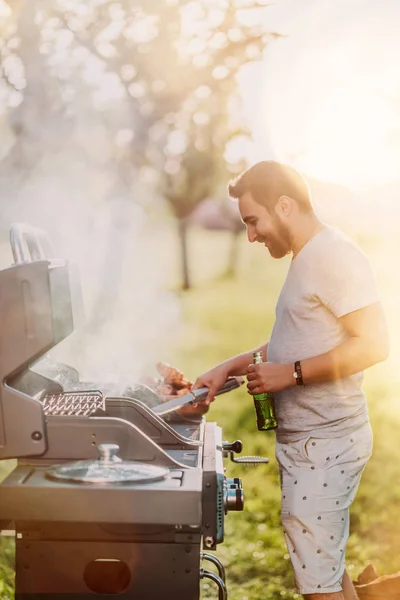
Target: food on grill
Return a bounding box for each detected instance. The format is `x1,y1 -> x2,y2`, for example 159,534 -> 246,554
157,383 -> 174,396
156,362 -> 192,390
150,362 -> 209,416
154,362 -> 194,397
176,388 -> 191,396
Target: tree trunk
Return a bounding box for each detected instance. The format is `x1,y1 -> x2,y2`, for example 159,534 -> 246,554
178,218 -> 190,290
226,228 -> 241,278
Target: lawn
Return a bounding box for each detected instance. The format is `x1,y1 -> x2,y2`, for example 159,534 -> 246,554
0,225 -> 399,599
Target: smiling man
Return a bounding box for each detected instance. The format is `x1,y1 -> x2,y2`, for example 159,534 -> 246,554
193,161 -> 389,600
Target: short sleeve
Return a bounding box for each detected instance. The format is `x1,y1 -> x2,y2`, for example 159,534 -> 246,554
314,240 -> 380,318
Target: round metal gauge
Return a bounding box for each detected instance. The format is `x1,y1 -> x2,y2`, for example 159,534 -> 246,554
46,444 -> 169,484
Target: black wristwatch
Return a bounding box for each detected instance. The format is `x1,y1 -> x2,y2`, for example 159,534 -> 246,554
293,361 -> 305,386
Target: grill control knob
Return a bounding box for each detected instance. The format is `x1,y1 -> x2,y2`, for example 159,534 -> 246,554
224,477 -> 244,513
222,440 -> 243,455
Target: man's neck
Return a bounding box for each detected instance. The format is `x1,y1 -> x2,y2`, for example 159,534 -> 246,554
291,215 -> 325,259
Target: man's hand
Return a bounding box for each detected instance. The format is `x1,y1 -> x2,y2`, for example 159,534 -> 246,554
192,365 -> 230,405
246,362 -> 294,395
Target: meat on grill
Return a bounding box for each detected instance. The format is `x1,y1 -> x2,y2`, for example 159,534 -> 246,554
156,362 -> 193,391
151,362 -> 209,416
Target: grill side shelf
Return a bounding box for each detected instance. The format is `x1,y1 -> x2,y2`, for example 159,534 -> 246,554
0,465 -> 203,525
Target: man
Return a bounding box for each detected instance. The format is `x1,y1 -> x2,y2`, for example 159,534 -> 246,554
193,161 -> 389,600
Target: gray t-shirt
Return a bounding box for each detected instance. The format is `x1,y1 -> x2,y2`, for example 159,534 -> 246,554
268,225 -> 380,443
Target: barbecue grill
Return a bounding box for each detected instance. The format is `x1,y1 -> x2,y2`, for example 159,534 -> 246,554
0,223 -> 269,599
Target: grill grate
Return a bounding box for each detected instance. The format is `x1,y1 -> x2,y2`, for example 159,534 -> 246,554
42,391 -> 105,417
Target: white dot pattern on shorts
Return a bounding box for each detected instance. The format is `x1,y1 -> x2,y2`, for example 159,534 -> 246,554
275,426 -> 372,593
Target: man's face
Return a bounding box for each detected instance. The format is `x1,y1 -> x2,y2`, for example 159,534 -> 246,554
238,191 -> 292,258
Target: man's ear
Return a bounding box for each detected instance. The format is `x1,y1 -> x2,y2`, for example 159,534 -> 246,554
276,195 -> 293,217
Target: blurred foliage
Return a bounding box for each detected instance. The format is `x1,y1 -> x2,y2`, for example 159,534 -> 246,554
0,0 -> 280,287
0,461 -> 16,599
0,537 -> 14,599
50,0 -> 279,214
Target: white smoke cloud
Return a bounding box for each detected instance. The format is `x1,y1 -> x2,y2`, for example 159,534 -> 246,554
0,73 -> 182,391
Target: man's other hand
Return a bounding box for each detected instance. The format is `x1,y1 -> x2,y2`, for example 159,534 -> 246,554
246,362 -> 294,394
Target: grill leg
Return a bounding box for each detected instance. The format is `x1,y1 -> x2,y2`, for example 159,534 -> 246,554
201,568 -> 227,600
201,552 -> 226,583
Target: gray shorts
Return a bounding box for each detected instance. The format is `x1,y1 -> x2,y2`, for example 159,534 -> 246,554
275,421 -> 373,595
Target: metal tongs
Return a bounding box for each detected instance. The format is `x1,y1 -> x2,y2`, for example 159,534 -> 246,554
152,377 -> 244,416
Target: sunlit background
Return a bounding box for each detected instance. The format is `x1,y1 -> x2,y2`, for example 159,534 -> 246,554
0,0 -> 399,598
239,0 -> 400,384
243,0 -> 400,191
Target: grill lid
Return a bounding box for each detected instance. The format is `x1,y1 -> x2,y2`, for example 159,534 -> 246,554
46,444 -> 169,484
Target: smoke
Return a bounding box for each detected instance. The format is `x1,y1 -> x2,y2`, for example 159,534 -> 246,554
0,68 -> 182,391
50,195 -> 182,389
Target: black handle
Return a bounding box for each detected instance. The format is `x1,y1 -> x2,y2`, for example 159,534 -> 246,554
222,440 -> 243,454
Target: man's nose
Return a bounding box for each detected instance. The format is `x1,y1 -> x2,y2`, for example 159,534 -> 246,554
247,228 -> 257,243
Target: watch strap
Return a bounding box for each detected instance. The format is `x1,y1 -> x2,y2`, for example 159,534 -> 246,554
294,360 -> 304,386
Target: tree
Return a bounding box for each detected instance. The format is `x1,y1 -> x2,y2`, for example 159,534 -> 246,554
53,0 -> 280,288
0,0 -> 280,286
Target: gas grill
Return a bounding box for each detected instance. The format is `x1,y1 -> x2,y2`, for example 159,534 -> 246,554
0,223 -> 269,599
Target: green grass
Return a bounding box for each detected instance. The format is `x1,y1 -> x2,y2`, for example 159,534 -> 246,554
1,226 -> 399,599
0,461 -> 15,598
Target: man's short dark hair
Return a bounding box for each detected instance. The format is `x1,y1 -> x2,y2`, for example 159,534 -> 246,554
228,161 -> 313,213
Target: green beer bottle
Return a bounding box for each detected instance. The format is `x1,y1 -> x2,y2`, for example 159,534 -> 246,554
251,351 -> 277,431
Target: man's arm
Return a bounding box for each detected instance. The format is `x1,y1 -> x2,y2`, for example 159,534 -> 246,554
246,302 -> 389,394
225,342 -> 268,377
193,342 -> 268,403
299,301 -> 389,384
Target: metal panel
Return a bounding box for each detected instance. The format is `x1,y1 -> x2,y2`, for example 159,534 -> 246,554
0,467 -> 203,525
202,422 -> 224,550
16,538 -> 201,599
0,262 -> 53,376
0,260 -> 75,459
